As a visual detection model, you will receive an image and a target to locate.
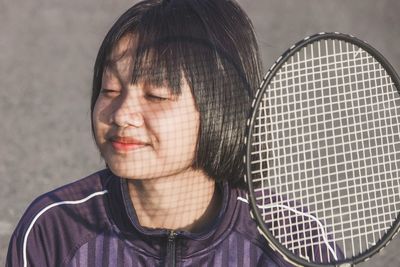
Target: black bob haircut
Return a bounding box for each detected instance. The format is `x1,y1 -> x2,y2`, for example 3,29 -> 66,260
91,0 -> 262,187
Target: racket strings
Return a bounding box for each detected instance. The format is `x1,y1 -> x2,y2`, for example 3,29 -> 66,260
251,38 -> 400,263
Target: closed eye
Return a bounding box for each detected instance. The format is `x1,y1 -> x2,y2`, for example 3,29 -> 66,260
145,94 -> 169,102
101,88 -> 120,97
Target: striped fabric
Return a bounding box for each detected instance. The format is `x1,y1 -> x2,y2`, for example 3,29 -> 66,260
66,232 -> 277,267
7,169 -> 291,267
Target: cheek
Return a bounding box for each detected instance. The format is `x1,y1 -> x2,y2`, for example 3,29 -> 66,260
92,99 -> 111,139
181,110 -> 200,142
93,99 -> 111,124
158,109 -> 200,155
92,104 -> 102,132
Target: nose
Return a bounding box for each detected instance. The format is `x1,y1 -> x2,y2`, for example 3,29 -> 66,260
112,94 -> 145,128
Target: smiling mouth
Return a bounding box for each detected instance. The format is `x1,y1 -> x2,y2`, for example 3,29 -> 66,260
109,137 -> 147,152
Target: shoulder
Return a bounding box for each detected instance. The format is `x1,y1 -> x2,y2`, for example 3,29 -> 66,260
229,186 -> 294,267
18,169 -> 112,235
6,169 -> 113,267
230,186 -> 268,249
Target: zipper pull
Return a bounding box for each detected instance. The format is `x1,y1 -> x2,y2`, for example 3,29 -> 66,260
168,230 -> 177,241
167,231 -> 177,267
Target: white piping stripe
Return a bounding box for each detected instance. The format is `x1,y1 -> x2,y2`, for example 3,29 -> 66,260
237,196 -> 249,203
22,190 -> 108,267
237,196 -> 337,260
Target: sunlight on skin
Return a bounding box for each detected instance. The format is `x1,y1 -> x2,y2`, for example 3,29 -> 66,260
93,35 -> 220,231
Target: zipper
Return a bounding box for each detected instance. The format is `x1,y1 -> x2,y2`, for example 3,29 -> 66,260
167,230 -> 177,267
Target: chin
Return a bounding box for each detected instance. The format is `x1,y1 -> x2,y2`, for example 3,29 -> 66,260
107,163 -> 138,178
106,163 -> 154,180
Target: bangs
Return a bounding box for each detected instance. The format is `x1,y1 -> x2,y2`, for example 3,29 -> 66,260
104,35 -> 185,95
101,0 -> 244,97
92,0 -> 262,186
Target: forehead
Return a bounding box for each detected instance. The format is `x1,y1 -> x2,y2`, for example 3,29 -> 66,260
102,34 -> 185,94
110,34 -> 137,61
103,35 -> 136,79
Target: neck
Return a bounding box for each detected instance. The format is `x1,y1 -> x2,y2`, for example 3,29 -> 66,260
126,169 -> 221,232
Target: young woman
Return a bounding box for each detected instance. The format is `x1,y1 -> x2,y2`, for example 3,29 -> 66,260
7,0 -> 293,266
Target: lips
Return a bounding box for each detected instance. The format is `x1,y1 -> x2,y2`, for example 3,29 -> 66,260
109,136 -> 147,152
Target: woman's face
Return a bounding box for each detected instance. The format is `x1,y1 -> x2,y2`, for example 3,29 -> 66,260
92,36 -> 200,179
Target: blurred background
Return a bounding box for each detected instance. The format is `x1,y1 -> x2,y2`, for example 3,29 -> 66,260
1,0 -> 399,265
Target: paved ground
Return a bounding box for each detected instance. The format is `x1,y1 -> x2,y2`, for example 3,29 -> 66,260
1,0 -> 400,266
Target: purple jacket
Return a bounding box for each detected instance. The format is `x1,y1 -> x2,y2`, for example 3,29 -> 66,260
7,169 -> 293,266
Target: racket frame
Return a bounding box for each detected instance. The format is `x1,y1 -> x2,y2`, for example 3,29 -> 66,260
244,32 -> 400,267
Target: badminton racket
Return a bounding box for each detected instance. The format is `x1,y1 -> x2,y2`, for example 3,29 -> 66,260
244,32 -> 400,266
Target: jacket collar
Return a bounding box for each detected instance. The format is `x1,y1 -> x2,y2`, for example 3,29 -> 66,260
104,172 -> 240,257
